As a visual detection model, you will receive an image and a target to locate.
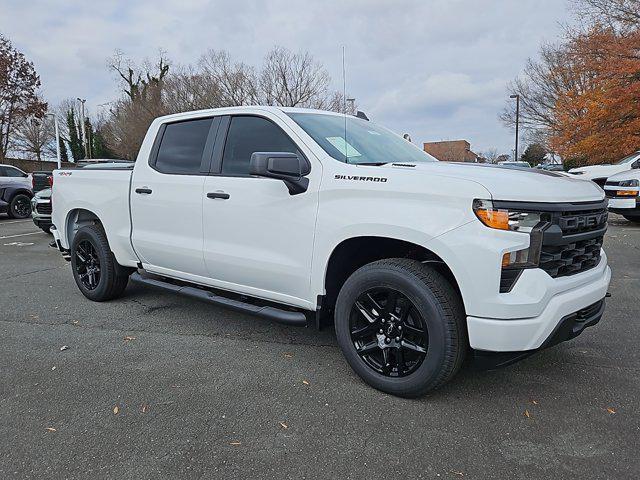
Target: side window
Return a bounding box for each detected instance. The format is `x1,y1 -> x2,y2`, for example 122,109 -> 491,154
155,118 -> 213,174
0,167 -> 6,177
221,116 -> 300,176
5,167 -> 24,177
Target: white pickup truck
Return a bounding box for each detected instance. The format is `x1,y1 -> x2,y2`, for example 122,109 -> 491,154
568,151 -> 640,187
51,106 -> 611,397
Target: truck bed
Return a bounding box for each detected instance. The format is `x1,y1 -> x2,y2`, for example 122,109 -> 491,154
51,167 -> 138,267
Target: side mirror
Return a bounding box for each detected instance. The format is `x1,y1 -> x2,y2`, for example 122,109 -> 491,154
632,160 -> 640,169
250,152 -> 310,195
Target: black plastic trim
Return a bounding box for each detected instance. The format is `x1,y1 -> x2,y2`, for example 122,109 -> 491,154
492,199 -> 608,213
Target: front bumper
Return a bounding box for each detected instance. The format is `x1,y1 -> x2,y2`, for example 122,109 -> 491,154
467,256 -> 611,352
471,298 -> 606,369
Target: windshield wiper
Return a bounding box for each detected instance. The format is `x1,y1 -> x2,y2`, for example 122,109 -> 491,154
356,162 -> 390,166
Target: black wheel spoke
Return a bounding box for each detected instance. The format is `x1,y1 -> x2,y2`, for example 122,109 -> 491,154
401,339 -> 427,354
356,341 -> 379,356
351,322 -> 380,340
395,345 -> 405,374
383,291 -> 398,316
354,300 -> 377,323
403,323 -> 424,337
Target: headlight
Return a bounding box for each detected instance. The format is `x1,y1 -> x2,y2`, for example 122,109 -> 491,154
618,179 -> 639,188
472,199 -> 543,232
473,199 -> 547,282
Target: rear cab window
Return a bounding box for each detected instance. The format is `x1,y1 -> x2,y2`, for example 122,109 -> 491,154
153,118 -> 215,175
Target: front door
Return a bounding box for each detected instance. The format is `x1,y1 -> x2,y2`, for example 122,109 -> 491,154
202,115 -> 319,307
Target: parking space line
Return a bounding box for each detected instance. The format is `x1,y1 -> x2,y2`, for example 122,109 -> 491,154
0,220 -> 32,225
0,231 -> 42,240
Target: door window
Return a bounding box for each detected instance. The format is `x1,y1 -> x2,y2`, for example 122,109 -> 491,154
221,116 -> 300,175
4,167 -> 25,177
155,118 -> 213,174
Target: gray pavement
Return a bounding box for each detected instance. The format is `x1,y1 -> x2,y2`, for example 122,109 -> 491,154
0,214 -> 638,479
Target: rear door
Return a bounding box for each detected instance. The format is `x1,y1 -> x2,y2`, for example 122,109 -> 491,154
201,114 -> 319,306
1,166 -> 30,187
130,116 -> 220,278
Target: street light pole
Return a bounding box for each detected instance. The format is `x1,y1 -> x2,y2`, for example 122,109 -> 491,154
45,113 -> 62,169
510,94 -> 520,161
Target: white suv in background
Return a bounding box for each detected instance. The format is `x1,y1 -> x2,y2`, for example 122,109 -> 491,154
0,164 -> 32,189
605,168 -> 640,223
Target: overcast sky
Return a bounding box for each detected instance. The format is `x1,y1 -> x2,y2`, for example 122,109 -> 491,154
1,0 -> 572,155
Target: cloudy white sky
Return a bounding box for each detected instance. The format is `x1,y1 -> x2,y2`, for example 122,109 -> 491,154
1,0 -> 572,155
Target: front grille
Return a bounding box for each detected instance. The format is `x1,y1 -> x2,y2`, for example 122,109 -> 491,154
36,202 -> 52,215
539,236 -> 603,278
539,202 -> 607,278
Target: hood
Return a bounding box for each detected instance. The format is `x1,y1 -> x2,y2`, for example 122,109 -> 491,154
607,168 -> 640,182
383,162 -> 605,203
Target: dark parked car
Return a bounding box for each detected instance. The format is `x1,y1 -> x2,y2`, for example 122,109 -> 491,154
31,171 -> 53,193
0,182 -> 33,219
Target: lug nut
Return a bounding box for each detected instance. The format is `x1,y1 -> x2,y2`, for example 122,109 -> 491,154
384,338 -> 391,344
379,329 -> 384,334
381,319 -> 385,323
395,336 -> 401,342
398,325 -> 402,330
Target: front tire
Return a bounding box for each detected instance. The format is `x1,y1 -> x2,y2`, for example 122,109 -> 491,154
71,224 -> 130,301
335,258 -> 466,397
8,194 -> 31,219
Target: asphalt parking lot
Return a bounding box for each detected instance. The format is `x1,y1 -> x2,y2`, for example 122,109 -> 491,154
1,215 -> 639,479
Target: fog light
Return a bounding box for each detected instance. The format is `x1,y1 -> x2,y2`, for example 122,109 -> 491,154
502,248 -> 530,268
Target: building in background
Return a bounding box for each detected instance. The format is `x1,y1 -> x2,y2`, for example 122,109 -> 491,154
423,140 -> 481,163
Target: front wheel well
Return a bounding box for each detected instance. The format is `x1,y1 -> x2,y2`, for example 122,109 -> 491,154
322,236 -> 463,317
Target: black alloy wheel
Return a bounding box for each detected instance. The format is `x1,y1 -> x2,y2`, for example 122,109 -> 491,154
11,194 -> 31,219
74,239 -> 102,290
350,287 -> 428,377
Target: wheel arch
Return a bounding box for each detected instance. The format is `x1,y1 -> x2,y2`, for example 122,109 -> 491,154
321,236 -> 464,317
65,208 -> 103,249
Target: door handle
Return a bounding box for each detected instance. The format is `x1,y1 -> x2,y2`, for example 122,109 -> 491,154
207,192 -> 230,200
135,187 -> 153,194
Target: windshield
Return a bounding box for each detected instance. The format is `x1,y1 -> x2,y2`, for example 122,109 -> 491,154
288,113 -> 437,165
616,152 -> 640,165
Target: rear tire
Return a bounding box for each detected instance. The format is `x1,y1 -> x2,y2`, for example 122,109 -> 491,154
8,194 -> 31,219
334,258 -> 466,398
70,224 -> 131,301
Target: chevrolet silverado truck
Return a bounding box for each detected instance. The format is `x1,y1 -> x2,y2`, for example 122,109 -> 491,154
568,151 -> 640,187
50,106 -> 611,397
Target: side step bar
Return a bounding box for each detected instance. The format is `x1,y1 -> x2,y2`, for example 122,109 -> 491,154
130,272 -> 308,327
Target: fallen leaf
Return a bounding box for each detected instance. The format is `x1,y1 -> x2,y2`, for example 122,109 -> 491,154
113,405 -> 119,415
531,400 -> 539,405
59,345 -> 69,351
230,441 -> 241,446
279,422 -> 288,429
283,353 -> 293,358
450,471 -> 464,477
51,366 -> 56,371
72,321 -> 79,325
302,380 -> 310,386
123,336 -> 136,342
606,407 -> 616,414
524,409 -> 531,418
141,404 -> 149,413
45,427 -> 56,432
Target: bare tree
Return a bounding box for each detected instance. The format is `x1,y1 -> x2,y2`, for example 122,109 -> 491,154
259,46 -> 334,108
500,42 -> 595,149
11,112 -> 55,161
572,0 -> 640,32
0,34 -> 47,159
480,149 -> 500,164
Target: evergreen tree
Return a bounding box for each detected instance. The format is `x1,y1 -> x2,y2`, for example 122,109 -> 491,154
66,109 -> 84,161
520,143 -> 548,166
58,135 -> 68,163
